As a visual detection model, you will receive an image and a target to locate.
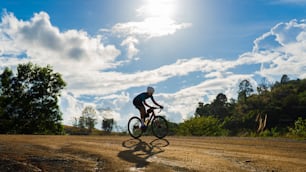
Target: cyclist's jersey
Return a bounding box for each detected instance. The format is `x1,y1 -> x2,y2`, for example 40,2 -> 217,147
133,92 -> 152,105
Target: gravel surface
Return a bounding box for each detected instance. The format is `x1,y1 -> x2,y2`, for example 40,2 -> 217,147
0,135 -> 305,171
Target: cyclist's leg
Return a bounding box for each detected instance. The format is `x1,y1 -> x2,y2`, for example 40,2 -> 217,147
134,102 -> 146,126
139,105 -> 146,126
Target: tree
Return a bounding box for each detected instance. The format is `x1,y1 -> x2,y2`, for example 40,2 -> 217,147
257,77 -> 269,95
195,102 -> 205,117
102,118 -> 114,133
280,74 -> 290,84
195,93 -> 232,120
0,67 -> 14,133
216,93 -> 227,104
81,106 -> 97,133
238,79 -> 253,103
77,116 -> 86,128
0,63 -> 66,134
211,93 -> 231,119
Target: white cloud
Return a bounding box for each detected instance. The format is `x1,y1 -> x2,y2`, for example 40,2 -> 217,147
0,11 -> 121,74
99,110 -> 121,123
96,92 -> 130,111
112,17 -> 191,39
251,19 -> 306,80
121,36 -> 139,60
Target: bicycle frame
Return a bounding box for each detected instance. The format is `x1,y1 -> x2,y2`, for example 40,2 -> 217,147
145,108 -> 157,126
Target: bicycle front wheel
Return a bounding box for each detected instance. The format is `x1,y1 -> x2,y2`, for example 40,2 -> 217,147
151,116 -> 168,139
128,116 -> 143,139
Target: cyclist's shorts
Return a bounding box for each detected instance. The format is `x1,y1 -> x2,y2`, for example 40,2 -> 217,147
133,99 -> 144,110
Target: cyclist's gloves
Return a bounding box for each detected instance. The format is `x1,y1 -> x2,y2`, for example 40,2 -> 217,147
147,108 -> 153,113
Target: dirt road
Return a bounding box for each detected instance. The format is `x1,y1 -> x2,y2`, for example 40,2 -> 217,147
0,135 -> 305,171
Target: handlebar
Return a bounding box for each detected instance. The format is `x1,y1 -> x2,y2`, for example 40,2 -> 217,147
148,106 -> 163,113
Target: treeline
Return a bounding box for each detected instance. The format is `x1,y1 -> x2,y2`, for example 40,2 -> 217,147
174,75 -> 306,137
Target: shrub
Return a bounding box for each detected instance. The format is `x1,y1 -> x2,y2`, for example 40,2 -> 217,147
177,116 -> 228,136
288,117 -> 306,138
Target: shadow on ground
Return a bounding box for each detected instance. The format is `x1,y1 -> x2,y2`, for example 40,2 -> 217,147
118,138 -> 169,168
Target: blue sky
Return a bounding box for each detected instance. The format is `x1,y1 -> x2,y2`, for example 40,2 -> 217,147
1,0 -> 306,129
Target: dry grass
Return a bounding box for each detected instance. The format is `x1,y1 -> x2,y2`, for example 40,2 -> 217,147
0,135 -> 305,171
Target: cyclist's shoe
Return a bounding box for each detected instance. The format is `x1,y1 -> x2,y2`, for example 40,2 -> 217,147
141,125 -> 147,131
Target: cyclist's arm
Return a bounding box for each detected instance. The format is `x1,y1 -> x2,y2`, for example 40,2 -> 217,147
143,100 -> 152,108
151,96 -> 163,108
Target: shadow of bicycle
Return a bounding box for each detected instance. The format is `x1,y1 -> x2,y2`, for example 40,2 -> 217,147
118,138 -> 169,168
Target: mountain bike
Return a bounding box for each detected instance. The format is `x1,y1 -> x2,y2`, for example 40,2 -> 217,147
128,107 -> 168,139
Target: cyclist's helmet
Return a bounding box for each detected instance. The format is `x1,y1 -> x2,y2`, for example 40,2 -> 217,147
147,86 -> 155,94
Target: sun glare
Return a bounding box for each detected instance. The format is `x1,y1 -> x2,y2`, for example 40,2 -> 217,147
137,0 -> 176,19
127,0 -> 189,39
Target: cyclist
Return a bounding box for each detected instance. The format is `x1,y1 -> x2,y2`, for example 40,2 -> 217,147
133,86 -> 163,129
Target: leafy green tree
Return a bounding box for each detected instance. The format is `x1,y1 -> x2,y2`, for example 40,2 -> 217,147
195,102 -> 209,117
81,106 -> 97,133
102,118 -> 114,133
0,63 -> 66,134
211,93 -> 231,119
77,116 -> 85,128
195,93 -> 233,121
280,74 -> 290,84
0,67 -> 14,133
238,79 -> 253,103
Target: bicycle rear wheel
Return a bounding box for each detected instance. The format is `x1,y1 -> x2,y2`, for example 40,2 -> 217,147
128,116 -> 143,139
151,116 -> 168,139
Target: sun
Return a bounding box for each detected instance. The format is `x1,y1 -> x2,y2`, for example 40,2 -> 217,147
124,0 -> 189,39
137,0 -> 176,19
